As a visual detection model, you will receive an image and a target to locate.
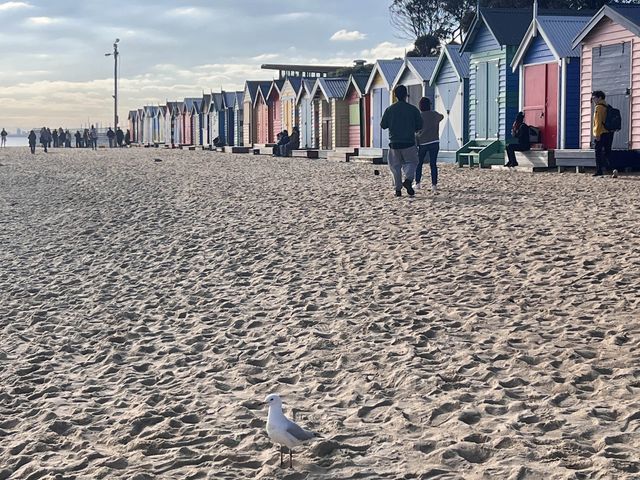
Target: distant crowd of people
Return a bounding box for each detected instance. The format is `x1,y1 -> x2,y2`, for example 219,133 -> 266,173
25,126 -> 132,154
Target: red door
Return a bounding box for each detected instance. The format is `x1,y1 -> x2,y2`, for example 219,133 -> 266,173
523,63 -> 558,149
268,92 -> 281,143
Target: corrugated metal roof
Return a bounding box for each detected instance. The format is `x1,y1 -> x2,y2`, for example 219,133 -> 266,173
407,57 -> 438,81
378,59 -> 404,84
445,44 -> 470,79
210,93 -> 224,112
538,16 -> 591,58
303,79 -> 315,93
284,76 -> 305,94
223,91 -> 236,108
235,91 -> 244,107
480,8 -> 533,46
352,74 -> 369,95
183,98 -> 199,112
318,77 -> 349,99
201,94 -> 212,112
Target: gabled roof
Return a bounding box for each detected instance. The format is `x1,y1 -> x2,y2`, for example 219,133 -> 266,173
244,80 -> 269,102
512,15 -> 590,70
572,4 -> 640,48
392,56 -> 438,89
430,44 -> 471,85
166,101 -> 180,115
223,91 -> 236,109
461,7 -> 533,53
182,97 -> 199,113
267,79 -> 286,101
233,91 -> 244,108
128,110 -> 138,120
143,105 -> 159,117
210,92 -> 225,113
311,77 -> 349,101
344,73 -> 370,98
283,76 -> 304,95
158,105 -> 167,116
253,82 -> 272,107
365,59 -> 404,93
296,78 -> 318,104
201,94 -> 212,113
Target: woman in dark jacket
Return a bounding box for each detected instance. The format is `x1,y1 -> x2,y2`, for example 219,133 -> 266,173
505,112 -> 530,167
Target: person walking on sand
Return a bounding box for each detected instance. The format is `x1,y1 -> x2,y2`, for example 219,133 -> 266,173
416,97 -> 444,194
90,125 -> 98,150
505,112 -> 530,168
28,130 -> 37,154
83,129 -> 89,148
0,128 -> 7,147
380,85 -> 423,197
592,90 -> 616,177
40,127 -> 49,153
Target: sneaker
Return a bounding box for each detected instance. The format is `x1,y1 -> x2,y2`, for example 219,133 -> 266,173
395,190 -> 402,197
431,185 -> 438,195
612,169 -> 619,178
402,179 -> 415,197
415,182 -> 421,190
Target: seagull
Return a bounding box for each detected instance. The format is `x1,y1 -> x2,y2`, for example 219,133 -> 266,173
265,393 -> 317,468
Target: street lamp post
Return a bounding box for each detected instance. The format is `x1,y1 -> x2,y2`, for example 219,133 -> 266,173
105,39 -> 120,129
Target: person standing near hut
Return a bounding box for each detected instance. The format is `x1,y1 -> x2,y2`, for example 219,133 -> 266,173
28,130 -> 37,154
106,127 -> 115,148
592,91 -> 615,177
90,125 -> 98,150
0,128 -> 7,147
505,112 -> 530,168
116,127 -> 124,147
380,85 -> 423,197
40,127 -> 49,153
124,129 -> 131,147
416,97 -> 444,194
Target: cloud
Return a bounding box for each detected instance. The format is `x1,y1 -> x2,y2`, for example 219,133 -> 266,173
26,16 -> 60,26
168,6 -> 209,16
330,29 -> 367,42
252,53 -> 280,61
0,1 -> 32,11
361,41 -> 412,61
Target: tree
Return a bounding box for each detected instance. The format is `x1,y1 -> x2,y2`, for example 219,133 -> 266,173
406,35 -> 441,57
390,0 -> 619,50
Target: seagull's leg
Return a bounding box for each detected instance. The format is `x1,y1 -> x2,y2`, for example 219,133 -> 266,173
280,445 -> 284,467
289,449 -> 293,469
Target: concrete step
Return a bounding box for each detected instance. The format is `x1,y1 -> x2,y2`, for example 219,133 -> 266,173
224,146 -> 251,154
253,147 -> 273,155
292,149 -> 319,159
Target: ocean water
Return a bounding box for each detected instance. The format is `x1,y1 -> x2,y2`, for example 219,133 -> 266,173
2,137 -> 30,147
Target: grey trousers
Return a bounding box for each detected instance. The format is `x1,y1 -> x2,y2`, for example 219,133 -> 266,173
387,146 -> 418,190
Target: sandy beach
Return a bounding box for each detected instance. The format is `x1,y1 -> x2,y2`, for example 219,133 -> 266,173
0,147 -> 638,479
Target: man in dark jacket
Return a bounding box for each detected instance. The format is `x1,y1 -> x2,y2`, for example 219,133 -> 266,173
381,85 -> 423,197
505,112 -> 530,167
116,127 -> 124,147
106,127 -> 116,148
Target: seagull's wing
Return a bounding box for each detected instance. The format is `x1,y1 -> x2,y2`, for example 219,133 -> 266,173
285,419 -> 315,442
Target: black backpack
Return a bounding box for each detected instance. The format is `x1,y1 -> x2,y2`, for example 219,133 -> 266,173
604,105 -> 622,132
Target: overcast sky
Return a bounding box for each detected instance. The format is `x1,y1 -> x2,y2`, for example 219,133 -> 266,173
0,0 -> 411,131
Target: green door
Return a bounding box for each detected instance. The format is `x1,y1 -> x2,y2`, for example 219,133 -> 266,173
476,63 -> 487,139
487,61 -> 499,139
